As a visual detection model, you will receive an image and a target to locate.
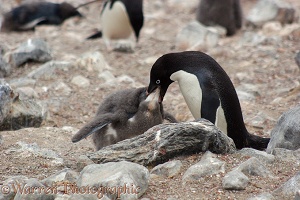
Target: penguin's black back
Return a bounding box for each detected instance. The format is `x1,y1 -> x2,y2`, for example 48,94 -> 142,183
150,51 -> 269,149
2,2 -> 81,31
107,0 -> 144,39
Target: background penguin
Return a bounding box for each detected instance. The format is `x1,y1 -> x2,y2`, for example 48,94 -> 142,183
146,51 -> 270,150
71,87 -> 177,151
87,0 -> 144,50
196,0 -> 242,36
1,1 -> 82,32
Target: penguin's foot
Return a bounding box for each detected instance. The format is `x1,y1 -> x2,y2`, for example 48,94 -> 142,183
113,40 -> 134,53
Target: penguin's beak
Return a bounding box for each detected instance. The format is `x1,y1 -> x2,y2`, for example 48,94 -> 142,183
147,83 -> 167,103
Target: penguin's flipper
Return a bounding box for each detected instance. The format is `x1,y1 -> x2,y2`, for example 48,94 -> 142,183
19,17 -> 46,30
86,31 -> 103,39
71,115 -> 111,143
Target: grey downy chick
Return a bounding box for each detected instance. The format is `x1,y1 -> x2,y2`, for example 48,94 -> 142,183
72,87 -> 176,151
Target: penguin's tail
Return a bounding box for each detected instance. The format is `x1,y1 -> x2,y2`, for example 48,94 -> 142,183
86,31 -> 102,39
246,133 -> 270,150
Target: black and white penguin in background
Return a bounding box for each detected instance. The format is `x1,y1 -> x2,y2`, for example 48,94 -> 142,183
147,51 -> 270,150
72,87 -> 177,151
87,0 -> 144,51
196,0 -> 242,36
1,2 -> 82,32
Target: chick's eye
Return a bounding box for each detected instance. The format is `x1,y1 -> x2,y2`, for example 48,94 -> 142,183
156,80 -> 161,84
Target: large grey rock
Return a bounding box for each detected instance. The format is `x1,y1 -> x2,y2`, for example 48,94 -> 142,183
238,148 -> 275,164
41,168 -> 78,187
14,178 -> 55,200
182,151 -> 225,183
0,80 -> 13,124
222,170 -> 249,190
0,94 -> 47,131
71,75 -> 90,88
0,55 -> 11,77
246,0 -> 297,27
273,172 -> 300,199
150,160 -> 182,178
176,21 -> 221,50
27,61 -> 71,80
88,119 -> 236,166
8,78 -> 36,88
1,175 -> 29,200
9,38 -> 52,67
75,161 -> 149,200
271,148 -> 300,165
267,105 -> 300,153
234,157 -> 274,178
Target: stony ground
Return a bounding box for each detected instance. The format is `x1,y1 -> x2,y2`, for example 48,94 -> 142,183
0,0 -> 300,199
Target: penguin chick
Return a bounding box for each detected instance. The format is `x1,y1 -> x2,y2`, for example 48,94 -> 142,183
87,0 -> 144,51
72,87 -> 176,151
1,2 -> 82,32
196,0 -> 242,36
147,51 -> 269,150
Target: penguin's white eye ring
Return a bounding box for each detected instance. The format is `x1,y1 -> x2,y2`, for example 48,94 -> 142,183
156,80 -> 161,84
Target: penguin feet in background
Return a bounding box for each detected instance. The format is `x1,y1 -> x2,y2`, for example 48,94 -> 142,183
113,40 -> 134,53
147,51 -> 269,150
71,87 -> 176,151
86,0 -> 144,52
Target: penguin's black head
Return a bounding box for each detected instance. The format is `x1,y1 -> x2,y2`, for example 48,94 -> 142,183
147,55 -> 174,102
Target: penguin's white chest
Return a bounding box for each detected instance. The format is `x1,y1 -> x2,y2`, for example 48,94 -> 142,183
170,70 -> 202,119
170,70 -> 227,134
101,1 -> 133,40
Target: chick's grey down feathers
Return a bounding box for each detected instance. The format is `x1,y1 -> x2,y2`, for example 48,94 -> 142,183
71,87 -> 176,150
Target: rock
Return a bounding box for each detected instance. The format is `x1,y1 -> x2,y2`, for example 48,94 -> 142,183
75,51 -> 111,73
182,151 -> 225,183
270,148 -> 300,165
88,119 -> 236,166
273,172 -> 300,199
239,31 -> 282,46
295,51 -> 300,69
246,192 -> 275,200
222,170 -> 249,190
176,21 -> 220,50
76,155 -> 95,172
262,22 -> 282,35
9,38 -> 52,67
7,141 -> 63,165
267,105 -> 300,153
237,148 -> 275,164
71,75 -> 90,88
54,194 -> 72,200
295,191 -> 300,200
41,168 -> 78,187
0,80 -> 13,124
27,61 -> 71,80
0,94 -> 47,131
246,0 -> 296,27
8,77 -> 36,88
15,87 -> 39,99
150,160 -> 182,178
0,54 -> 11,77
76,161 -> 149,200
14,178 -> 55,200
50,81 -> 72,96
234,157 -> 274,178
98,70 -> 116,83
1,175 -> 29,200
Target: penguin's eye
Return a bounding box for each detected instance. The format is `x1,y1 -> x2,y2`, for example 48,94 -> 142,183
156,80 -> 161,85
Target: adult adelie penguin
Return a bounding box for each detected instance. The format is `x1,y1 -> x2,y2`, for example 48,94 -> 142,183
72,87 -> 176,150
1,2 -> 82,32
87,0 -> 144,50
147,51 -> 270,150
